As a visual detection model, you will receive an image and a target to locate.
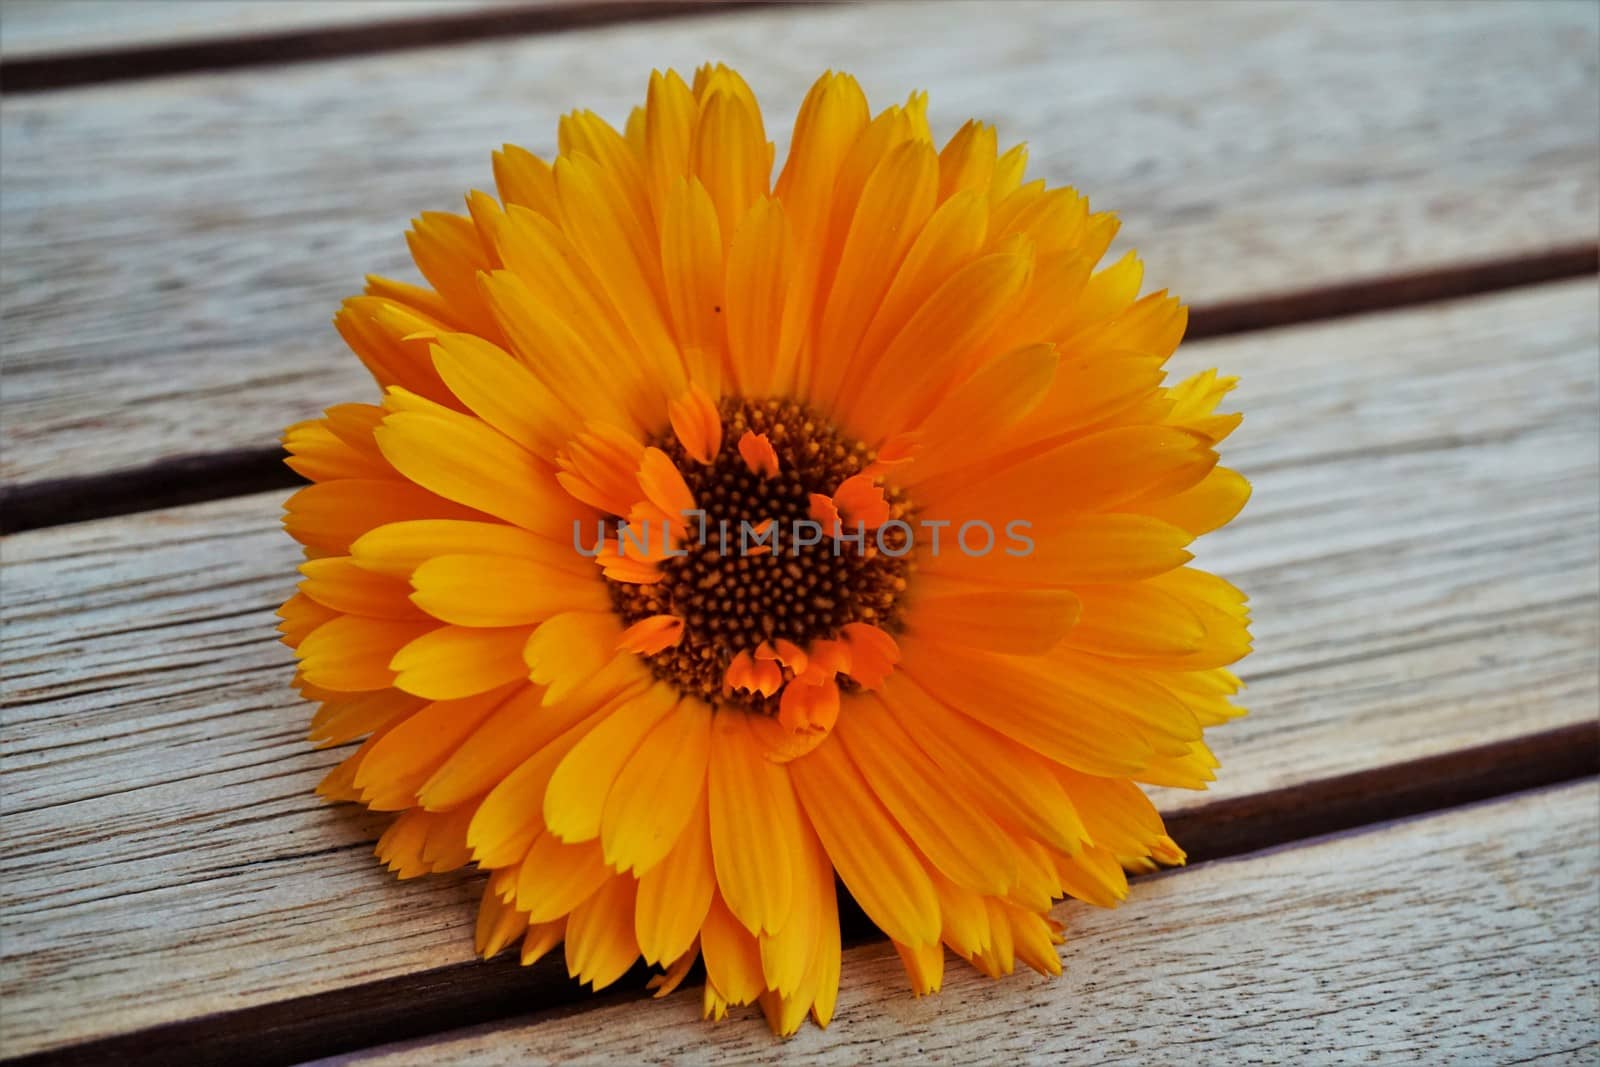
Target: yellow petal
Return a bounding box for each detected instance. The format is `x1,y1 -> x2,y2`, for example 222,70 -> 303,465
374,404 -> 581,538
410,554 -> 608,627
524,612 -> 624,705
637,447 -> 696,520
929,425 -> 1216,522
938,120 -> 997,200
617,614 -> 685,656
351,518 -> 591,580
517,833 -> 611,922
894,939 -> 945,996
644,69 -> 696,217
521,918 -> 567,966
1063,581 -> 1208,659
296,616 -> 433,693
850,190 -> 989,381
1138,466 -> 1252,536
700,891 -> 766,1006
475,877 -> 532,958
844,246 -> 1033,437
298,557 -> 424,620
789,736 -> 940,948
897,639 -> 1154,776
921,512 -> 1194,586
355,684 -> 519,810
307,689 -> 426,748
559,109 -> 653,241
554,153 -> 685,402
707,713 -> 803,936
694,87 -> 770,251
810,139 -> 939,410
404,210 -> 500,340
466,690 -> 625,868
635,786 -> 715,965
429,333 -> 577,459
601,697 -> 712,873
492,143 -> 559,218
659,179 -> 726,392
877,674 -> 1087,855
906,582 -> 1080,655
284,478 -> 481,556
723,197 -> 796,397
836,698 -> 1017,896
564,874 -> 640,990
900,342 -> 1058,485
421,660 -> 648,810
544,684 -> 678,843
390,624 -> 534,700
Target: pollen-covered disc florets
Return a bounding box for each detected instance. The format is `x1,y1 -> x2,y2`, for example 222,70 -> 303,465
607,398 -> 911,710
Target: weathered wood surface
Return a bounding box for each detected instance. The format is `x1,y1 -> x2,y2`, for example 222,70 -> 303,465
345,780 -> 1600,1064
2,280 -> 1595,1059
0,1 -> 501,58
2,0 -> 1596,486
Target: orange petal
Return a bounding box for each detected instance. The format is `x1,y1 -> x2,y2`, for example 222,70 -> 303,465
773,638 -> 809,675
668,385 -> 724,465
597,542 -> 665,585
833,473 -> 889,529
808,493 -> 841,533
737,431 -> 780,478
803,638 -> 851,681
618,614 -> 686,655
556,423 -> 646,517
751,656 -> 783,697
777,676 -> 841,739
637,447 -> 697,521
724,649 -> 757,694
840,623 -> 900,690
863,432 -> 919,478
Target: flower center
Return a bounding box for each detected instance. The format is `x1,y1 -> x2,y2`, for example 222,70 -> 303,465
607,398 -> 912,711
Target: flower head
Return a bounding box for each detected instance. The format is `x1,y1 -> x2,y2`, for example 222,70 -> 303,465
280,65 -> 1250,1034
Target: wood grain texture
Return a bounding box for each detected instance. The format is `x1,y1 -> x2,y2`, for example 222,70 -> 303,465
0,1 -> 762,94
2,0 -> 1596,486
343,780 -> 1600,1065
0,1 -> 502,57
2,280 -> 1595,1059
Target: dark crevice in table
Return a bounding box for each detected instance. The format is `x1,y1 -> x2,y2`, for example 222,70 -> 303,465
1184,243 -> 1600,341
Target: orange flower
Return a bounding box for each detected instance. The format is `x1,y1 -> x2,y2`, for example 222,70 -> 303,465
279,65 -> 1250,1034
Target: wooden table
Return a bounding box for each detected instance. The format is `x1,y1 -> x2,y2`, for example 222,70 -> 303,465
2,2 -> 1597,1063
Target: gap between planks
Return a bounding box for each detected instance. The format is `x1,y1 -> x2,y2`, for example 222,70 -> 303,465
2,241 -> 1593,536
9,757 -> 1596,1067
0,1 -> 783,93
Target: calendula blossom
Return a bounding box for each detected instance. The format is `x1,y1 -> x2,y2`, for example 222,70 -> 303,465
279,65 -> 1250,1034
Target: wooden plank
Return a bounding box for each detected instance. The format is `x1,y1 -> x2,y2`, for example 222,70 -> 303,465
0,1 -> 747,94
2,0 -> 1595,488
2,280 -> 1594,1060
345,780 -> 1600,1064
0,1 -> 499,58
